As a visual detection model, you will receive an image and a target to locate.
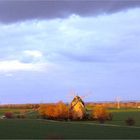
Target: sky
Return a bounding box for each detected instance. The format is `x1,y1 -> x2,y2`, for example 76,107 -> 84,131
0,0 -> 140,104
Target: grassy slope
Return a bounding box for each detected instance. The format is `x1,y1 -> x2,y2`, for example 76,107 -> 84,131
87,108 -> 140,126
0,108 -> 139,139
0,119 -> 139,139
110,111 -> 140,126
0,108 -> 33,115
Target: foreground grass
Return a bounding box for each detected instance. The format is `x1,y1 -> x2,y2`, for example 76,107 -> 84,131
0,108 -> 139,139
0,119 -> 139,139
110,111 -> 140,126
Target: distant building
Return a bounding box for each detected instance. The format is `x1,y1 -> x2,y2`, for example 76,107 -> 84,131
69,96 -> 86,120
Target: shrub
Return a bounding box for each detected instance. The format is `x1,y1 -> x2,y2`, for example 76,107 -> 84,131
38,104 -> 48,117
39,102 -> 68,120
98,117 -> 105,123
16,114 -> 26,119
56,101 -> 68,119
125,117 -> 135,126
83,113 -> 92,121
92,105 -> 111,122
107,113 -> 113,121
4,112 -> 13,119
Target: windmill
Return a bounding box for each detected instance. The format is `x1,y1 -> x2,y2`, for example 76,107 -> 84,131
66,90 -> 91,102
66,90 -> 91,120
116,97 -> 121,109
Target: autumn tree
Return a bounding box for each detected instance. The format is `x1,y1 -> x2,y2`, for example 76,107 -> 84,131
38,102 -> 68,120
92,105 -> 111,122
38,104 -> 48,118
56,101 -> 68,119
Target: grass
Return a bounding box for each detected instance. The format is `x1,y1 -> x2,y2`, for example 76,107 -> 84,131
87,108 -> 140,126
0,108 -> 33,115
110,111 -> 140,126
109,108 -> 140,112
0,108 -> 139,138
0,119 -> 139,139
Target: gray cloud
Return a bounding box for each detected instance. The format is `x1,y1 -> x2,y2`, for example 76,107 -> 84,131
0,0 -> 140,23
0,7 -> 140,103
1,7 -> 140,64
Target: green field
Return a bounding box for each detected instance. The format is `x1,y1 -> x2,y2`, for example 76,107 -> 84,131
0,119 -> 139,139
0,108 -> 33,115
109,109 -> 140,126
0,108 -> 139,139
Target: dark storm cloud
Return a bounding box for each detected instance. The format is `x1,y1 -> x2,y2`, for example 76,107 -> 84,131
0,0 -> 140,23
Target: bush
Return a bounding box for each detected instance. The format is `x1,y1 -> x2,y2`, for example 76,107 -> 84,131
83,113 -> 91,120
38,104 -> 48,117
39,102 -> 68,120
92,105 -> 111,122
4,112 -> 13,119
16,114 -> 26,119
107,113 -> 113,121
83,112 -> 95,121
125,117 -> 135,126
98,117 -> 106,123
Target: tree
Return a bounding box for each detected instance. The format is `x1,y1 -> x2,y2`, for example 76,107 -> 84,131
38,102 -> 68,120
92,105 -> 111,122
38,104 -> 48,118
56,101 -> 68,119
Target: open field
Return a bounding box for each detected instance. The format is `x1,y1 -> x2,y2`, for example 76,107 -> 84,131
0,119 -> 139,139
86,108 -> 140,126
0,108 -> 33,115
0,108 -> 139,138
109,109 -> 140,126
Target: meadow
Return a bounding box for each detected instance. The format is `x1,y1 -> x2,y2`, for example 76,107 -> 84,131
0,107 -> 139,139
0,119 -> 139,139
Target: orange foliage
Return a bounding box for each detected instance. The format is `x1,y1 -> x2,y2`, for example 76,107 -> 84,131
92,105 -> 109,120
56,101 -> 68,119
39,102 -> 68,119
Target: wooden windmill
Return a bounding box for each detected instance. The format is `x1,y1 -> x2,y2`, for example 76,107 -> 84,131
67,91 -> 91,120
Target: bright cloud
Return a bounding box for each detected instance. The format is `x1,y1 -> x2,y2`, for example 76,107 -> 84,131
0,60 -> 46,73
23,50 -> 43,58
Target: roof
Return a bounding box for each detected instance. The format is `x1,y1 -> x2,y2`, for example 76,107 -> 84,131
70,96 -> 85,109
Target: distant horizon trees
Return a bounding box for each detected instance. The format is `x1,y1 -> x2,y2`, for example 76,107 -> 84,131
0,101 -> 139,109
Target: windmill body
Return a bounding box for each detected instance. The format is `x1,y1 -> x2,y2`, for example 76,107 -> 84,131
69,96 -> 86,120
